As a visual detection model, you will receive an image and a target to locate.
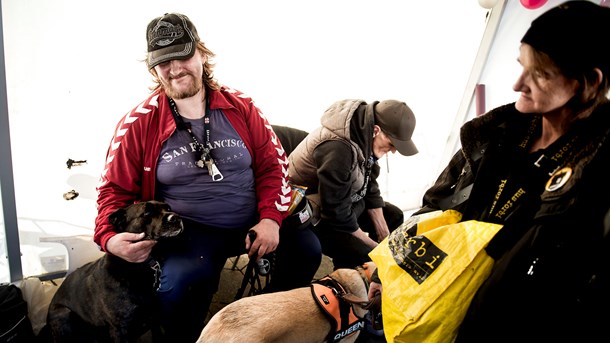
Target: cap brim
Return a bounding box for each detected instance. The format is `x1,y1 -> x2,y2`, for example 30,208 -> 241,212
147,42 -> 195,69
390,137 -> 418,156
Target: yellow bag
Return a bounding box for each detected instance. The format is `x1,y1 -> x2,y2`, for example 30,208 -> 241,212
369,210 -> 503,343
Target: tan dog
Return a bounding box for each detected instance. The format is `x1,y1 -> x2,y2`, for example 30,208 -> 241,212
197,262 -> 377,343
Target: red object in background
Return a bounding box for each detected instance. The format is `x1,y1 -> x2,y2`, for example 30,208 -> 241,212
476,84 -> 486,116
520,0 -> 548,10
600,0 -> 610,8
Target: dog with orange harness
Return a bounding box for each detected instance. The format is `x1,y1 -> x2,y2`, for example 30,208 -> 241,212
197,262 -> 377,343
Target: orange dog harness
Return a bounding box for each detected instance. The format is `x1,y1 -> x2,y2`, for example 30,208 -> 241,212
310,276 -> 365,342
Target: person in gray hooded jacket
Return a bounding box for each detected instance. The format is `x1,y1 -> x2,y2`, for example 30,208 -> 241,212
288,99 -> 418,269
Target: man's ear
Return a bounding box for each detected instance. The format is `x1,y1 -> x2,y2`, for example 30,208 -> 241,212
108,208 -> 127,231
373,125 -> 381,137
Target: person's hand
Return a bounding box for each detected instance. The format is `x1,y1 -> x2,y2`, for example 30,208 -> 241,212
368,207 -> 390,242
353,228 -> 378,249
106,232 -> 156,263
245,218 -> 280,259
368,281 -> 382,302
374,224 -> 390,243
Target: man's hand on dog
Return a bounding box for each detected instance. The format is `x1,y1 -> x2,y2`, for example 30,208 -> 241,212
106,232 -> 157,263
245,218 -> 280,260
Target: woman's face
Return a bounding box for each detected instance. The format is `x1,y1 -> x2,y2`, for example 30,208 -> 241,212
513,44 -> 579,115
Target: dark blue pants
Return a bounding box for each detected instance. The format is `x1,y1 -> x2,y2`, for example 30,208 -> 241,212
313,201 -> 404,269
155,219 -> 321,341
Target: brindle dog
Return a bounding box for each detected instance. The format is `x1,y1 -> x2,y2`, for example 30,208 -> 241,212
46,200 -> 183,343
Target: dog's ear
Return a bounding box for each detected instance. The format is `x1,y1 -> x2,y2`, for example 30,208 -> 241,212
108,208 -> 128,232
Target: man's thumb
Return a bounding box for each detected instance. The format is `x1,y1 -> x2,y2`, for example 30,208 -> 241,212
131,232 -> 145,242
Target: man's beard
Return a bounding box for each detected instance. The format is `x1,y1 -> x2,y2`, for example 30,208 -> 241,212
163,73 -> 203,100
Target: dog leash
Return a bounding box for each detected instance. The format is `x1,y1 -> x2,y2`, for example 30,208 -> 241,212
355,264 -> 383,330
234,231 -> 275,300
147,258 -> 162,291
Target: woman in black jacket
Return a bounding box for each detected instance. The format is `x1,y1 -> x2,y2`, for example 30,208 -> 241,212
371,2 -> 610,342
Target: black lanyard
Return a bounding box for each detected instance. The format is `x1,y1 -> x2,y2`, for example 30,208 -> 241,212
168,97 -> 224,181
488,118 -> 581,221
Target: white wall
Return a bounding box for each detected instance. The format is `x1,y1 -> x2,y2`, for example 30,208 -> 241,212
439,0 -> 582,174
478,0 -> 552,112
2,0 -> 489,277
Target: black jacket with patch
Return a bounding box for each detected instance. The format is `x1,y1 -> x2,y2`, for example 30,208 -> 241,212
417,102 -> 610,342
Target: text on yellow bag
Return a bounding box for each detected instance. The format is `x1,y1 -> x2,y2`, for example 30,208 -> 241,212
369,210 -> 503,343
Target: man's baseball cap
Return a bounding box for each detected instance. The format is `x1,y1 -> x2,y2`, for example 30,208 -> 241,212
146,13 -> 200,69
374,100 -> 418,156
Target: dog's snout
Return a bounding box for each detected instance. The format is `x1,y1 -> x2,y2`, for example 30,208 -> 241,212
161,212 -> 184,238
166,213 -> 180,223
